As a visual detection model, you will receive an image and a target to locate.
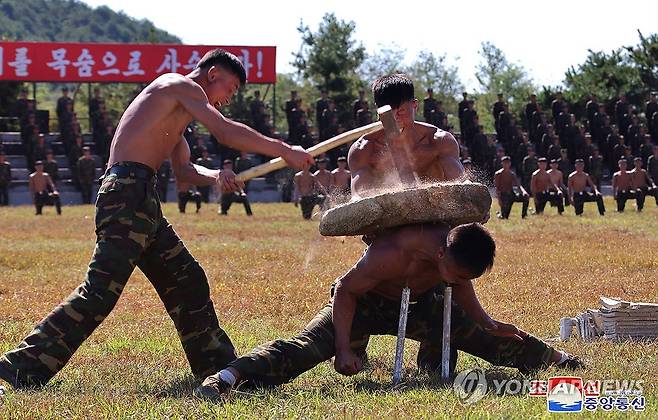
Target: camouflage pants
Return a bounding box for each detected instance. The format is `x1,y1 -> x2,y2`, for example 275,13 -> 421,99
229,285 -> 554,387
0,162 -> 236,387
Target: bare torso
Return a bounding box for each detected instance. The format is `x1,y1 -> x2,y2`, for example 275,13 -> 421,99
494,169 -> 516,194
314,169 -> 332,190
295,171 -> 317,196
613,171 -> 633,191
569,172 -> 590,193
547,169 -> 564,189
348,122 -> 462,198
29,172 -> 52,193
331,169 -> 351,190
630,169 -> 649,189
108,74 -> 195,171
532,170 -> 552,193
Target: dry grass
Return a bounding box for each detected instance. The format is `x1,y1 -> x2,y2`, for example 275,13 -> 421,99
0,199 -> 657,419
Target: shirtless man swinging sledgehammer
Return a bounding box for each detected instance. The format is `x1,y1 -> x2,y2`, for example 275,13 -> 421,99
0,49 -> 314,389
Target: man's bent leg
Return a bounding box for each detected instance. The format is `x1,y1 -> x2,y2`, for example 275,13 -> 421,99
0,180 -> 155,386
138,219 -> 237,378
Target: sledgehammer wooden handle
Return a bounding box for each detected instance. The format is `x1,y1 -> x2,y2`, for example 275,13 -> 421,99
236,121 -> 382,182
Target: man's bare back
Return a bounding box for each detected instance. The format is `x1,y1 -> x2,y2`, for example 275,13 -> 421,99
348,122 -> 462,198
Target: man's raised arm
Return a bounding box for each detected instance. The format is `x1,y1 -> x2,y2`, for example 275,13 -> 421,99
347,138 -> 375,199
176,81 -> 313,170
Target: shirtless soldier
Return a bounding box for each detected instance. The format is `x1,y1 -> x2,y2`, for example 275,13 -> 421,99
548,159 -> 569,207
348,74 -> 463,200
330,156 -> 351,203
568,159 -> 605,216
294,165 -> 325,220
313,157 -> 332,193
613,159 -> 640,212
630,157 -> 658,209
0,49 -> 313,389
29,160 -> 62,216
531,157 -> 564,215
196,223 -> 582,398
494,156 -> 529,219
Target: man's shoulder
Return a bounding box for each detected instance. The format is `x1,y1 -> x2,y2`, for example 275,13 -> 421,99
349,131 -> 383,162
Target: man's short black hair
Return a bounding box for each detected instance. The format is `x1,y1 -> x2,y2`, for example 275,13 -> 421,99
447,223 -> 495,277
372,74 -> 415,109
197,49 -> 247,86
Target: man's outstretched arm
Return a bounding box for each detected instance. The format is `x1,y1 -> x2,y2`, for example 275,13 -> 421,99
176,80 -> 314,170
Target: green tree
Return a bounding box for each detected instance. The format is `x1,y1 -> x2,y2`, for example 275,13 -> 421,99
293,13 -> 366,127
406,50 -> 463,120
626,31 -> 658,93
564,48 -> 642,106
359,44 -> 406,86
475,42 -> 536,132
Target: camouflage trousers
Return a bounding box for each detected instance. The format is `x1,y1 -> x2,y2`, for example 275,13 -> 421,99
229,285 -> 554,387
0,162 -> 236,387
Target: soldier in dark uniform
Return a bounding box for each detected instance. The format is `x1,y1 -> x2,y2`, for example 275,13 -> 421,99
492,93 -> 505,128
250,90 -> 265,124
68,135 -> 84,189
56,87 -> 73,132
156,160 -> 171,203
352,90 -> 369,127
588,146 -> 603,189
470,125 -> 488,170
591,104 -> 607,145
458,92 -> 469,133
434,101 -> 447,130
77,146 -> 97,204
558,149 -> 572,187
234,152 -> 255,191
44,150 -> 59,185
614,95 -> 628,130
625,116 -> 641,155
89,87 -> 105,136
541,124 -> 557,158
219,160 -> 253,216
646,92 -> 658,135
585,94 -> 598,131
639,134 -> 654,166
320,100 -> 338,141
521,146 -> 538,193
524,94 -> 540,131
285,90 -> 298,135
611,132 -> 626,172
177,179 -> 202,214
195,147 -> 215,203
315,90 -> 329,134
0,151 -> 11,206
648,146 -> 658,187
551,92 -> 565,125
496,104 -> 514,153
461,101 -> 478,147
423,88 -> 438,124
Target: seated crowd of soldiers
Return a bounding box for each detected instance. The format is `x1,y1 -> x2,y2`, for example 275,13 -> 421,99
479,91 -> 658,218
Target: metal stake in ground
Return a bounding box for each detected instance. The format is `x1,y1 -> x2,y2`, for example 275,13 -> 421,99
442,286 -> 452,381
392,286 -> 411,385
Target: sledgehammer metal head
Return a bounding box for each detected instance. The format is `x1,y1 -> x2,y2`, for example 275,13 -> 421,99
377,105 -> 400,138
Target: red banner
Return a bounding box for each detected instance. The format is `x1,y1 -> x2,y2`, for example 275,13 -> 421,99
0,42 -> 276,84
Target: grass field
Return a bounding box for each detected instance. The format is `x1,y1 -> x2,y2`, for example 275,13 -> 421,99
0,198 -> 657,419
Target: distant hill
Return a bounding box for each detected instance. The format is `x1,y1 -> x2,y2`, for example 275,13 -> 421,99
0,0 -> 180,43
